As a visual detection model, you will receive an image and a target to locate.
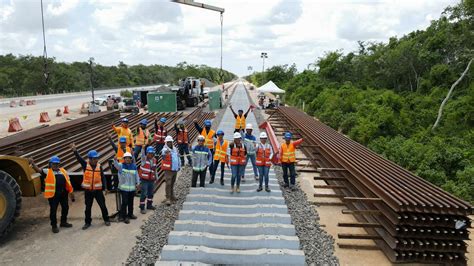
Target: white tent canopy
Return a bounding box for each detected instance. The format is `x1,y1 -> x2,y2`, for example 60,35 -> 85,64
256,81 -> 285,94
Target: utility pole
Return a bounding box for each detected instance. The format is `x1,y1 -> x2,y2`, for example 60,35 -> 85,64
260,52 -> 268,84
172,0 -> 225,82
89,57 -> 95,104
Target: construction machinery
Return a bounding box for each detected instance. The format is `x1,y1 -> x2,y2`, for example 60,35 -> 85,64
176,77 -> 204,108
0,156 -> 41,238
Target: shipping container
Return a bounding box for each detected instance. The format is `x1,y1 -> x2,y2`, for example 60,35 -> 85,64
147,92 -> 177,112
208,90 -> 223,111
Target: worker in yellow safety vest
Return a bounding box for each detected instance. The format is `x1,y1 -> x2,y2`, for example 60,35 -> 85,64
134,119 -> 151,159
279,132 -> 303,190
193,118 -> 216,176
29,156 -> 74,233
210,129 -> 229,185
229,104 -> 251,133
113,117 -> 134,148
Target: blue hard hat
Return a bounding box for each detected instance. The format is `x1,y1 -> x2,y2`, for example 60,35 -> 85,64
204,120 -> 212,126
284,132 -> 292,139
119,136 -> 127,143
140,119 -> 148,125
50,156 -> 60,164
146,146 -> 155,154
160,117 -> 167,123
122,118 -> 129,123
87,150 -> 99,158
216,130 -> 224,135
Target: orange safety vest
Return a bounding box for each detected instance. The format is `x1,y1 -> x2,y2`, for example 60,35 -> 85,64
214,139 -> 229,162
114,125 -> 133,147
230,144 -> 246,166
280,142 -> 296,163
44,168 -> 73,198
162,153 -> 172,171
154,127 -> 167,144
139,157 -> 157,181
201,128 -> 215,149
256,144 -> 272,167
135,128 -> 150,146
235,114 -> 246,130
116,146 -> 132,163
177,129 -> 189,144
82,163 -> 103,190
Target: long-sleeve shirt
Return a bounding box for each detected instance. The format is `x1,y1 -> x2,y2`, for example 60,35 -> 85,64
242,133 -> 257,155
73,150 -> 107,190
113,159 -> 140,191
191,145 -> 213,171
279,138 -> 304,162
162,145 -> 181,171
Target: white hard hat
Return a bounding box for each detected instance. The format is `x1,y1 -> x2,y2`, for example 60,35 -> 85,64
260,132 -> 268,138
165,136 -> 173,142
245,123 -> 253,130
123,152 -> 132,158
233,132 -> 241,139
197,135 -> 205,140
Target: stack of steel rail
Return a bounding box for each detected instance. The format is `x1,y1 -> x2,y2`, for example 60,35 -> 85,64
267,106 -> 472,264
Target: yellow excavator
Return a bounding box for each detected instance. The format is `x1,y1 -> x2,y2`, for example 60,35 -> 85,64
0,156 -> 41,238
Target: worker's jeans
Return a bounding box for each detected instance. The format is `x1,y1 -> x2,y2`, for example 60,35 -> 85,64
133,145 -> 143,160
178,144 -> 193,166
139,180 -> 155,210
164,171 -> 177,200
211,160 -> 225,182
84,190 -> 109,224
231,165 -> 245,187
48,191 -> 69,227
257,166 -> 270,187
208,149 -> 215,176
192,168 -> 207,187
245,153 -> 259,177
282,163 -> 296,185
119,190 -> 135,219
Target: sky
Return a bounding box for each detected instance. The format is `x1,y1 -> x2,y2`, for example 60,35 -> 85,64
0,0 -> 459,76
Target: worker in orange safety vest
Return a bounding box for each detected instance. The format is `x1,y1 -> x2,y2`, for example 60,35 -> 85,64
279,132 -> 303,190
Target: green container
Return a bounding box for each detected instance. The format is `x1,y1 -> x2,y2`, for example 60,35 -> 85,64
208,90 -> 222,111
147,92 -> 177,112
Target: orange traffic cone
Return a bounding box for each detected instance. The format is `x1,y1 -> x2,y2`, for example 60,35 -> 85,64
8,118 -> 23,132
64,106 -> 70,114
39,112 -> 51,123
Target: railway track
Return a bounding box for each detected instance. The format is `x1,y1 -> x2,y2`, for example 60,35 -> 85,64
267,106 -> 472,264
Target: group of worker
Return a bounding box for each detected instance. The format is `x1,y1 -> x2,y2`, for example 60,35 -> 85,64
27,106 -> 303,234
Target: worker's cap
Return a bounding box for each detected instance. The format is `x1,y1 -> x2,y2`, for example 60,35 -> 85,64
245,123 -> 253,130
165,135 -> 173,142
233,132 -> 242,139
122,118 -> 129,123
87,150 -> 99,158
119,136 -> 127,143
160,117 -> 167,123
140,119 -> 148,125
238,109 -> 243,113
177,119 -> 185,125
284,132 -> 292,140
123,152 -> 133,158
146,146 -> 155,154
197,135 -> 205,141
260,132 -> 268,139
49,156 -> 60,164
204,120 -> 212,126
216,130 -> 224,136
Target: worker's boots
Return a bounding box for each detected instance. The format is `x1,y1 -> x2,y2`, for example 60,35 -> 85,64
257,186 -> 263,192
236,186 -> 240,193
265,186 -> 271,192
230,186 -> 234,193
220,178 -> 224,186
140,209 -> 146,214
52,226 -> 59,233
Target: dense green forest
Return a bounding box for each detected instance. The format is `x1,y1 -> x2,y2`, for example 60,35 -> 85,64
249,2 -> 473,202
0,57 -> 236,97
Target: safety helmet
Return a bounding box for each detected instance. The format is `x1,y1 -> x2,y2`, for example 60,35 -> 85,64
165,136 -> 173,142
160,117 -> 167,123
233,132 -> 241,139
204,120 -> 212,126
122,118 -> 129,123
123,152 -> 133,158
49,156 -> 60,164
119,136 -> 127,143
87,150 -> 99,158
245,123 -> 253,130
197,135 -> 205,141
260,132 -> 268,139
140,119 -> 148,125
216,130 -> 224,135
146,146 -> 155,154
284,132 -> 292,140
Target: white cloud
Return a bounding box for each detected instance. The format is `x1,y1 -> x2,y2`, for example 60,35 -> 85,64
47,0 -> 80,16
72,38 -> 90,52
